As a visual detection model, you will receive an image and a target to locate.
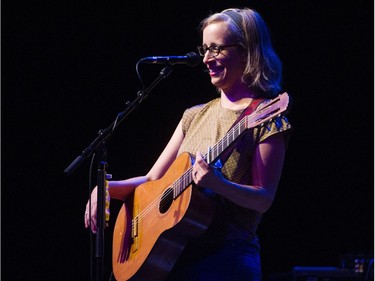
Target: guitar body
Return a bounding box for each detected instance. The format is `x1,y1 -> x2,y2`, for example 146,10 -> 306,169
112,152 -> 215,281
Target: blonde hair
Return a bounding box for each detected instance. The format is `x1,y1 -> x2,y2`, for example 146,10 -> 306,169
199,8 -> 282,98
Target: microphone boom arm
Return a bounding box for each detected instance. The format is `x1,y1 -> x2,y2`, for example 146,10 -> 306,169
64,65 -> 173,175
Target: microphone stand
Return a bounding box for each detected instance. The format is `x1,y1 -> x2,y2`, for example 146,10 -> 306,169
64,65 -> 174,281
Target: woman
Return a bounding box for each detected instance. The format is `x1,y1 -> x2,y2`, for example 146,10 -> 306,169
85,7 -> 291,281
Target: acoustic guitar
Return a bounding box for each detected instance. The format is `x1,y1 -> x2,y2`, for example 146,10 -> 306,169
112,92 -> 290,281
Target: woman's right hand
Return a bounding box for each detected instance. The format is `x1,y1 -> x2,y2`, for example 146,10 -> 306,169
84,186 -> 98,233
82,176 -> 154,233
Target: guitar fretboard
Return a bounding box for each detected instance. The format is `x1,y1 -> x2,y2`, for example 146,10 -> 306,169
171,115 -> 251,200
170,93 -> 287,200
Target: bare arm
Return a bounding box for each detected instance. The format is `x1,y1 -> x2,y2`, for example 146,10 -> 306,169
108,120 -> 185,199
192,132 -> 286,213
84,121 -> 185,232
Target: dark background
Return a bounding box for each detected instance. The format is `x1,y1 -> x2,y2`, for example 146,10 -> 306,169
2,1 -> 374,280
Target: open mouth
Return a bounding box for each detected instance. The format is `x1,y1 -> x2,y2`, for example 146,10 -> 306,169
208,66 -> 224,76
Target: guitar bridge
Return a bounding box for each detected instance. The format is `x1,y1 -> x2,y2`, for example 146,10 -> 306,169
131,204 -> 139,253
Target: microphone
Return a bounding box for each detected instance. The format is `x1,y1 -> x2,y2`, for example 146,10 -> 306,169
140,52 -> 201,67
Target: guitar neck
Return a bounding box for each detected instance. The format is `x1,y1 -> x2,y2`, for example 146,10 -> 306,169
172,118 -> 247,199
172,92 -> 289,200
206,118 -> 247,164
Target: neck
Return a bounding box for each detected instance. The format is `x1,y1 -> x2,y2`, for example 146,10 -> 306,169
220,86 -> 257,110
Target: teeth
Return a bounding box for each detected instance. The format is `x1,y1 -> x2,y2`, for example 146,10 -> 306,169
209,66 -> 223,72
210,69 -> 221,75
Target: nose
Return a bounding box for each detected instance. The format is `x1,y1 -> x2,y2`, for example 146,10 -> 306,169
202,51 -> 214,64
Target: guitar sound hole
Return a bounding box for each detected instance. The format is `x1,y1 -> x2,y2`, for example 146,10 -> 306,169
159,188 -> 173,214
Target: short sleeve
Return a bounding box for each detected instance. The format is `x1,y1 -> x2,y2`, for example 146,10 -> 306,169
180,104 -> 206,136
254,115 -> 292,143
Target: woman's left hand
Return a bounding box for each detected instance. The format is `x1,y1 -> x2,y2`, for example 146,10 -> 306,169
192,151 -> 224,188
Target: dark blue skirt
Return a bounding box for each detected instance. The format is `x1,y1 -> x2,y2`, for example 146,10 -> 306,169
165,238 -> 262,281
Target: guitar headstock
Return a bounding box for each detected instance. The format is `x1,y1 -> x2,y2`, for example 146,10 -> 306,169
245,92 -> 291,129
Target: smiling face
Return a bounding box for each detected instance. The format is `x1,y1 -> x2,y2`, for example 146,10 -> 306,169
202,22 -> 247,94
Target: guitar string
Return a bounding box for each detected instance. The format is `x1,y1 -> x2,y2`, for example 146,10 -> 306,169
129,99 -> 283,233
128,162 -> 193,220
130,117 -> 243,229
130,165 -> 194,234
130,118 -> 246,235
129,117 -> 249,234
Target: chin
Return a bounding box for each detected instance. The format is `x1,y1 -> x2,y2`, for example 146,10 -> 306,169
210,77 -> 225,89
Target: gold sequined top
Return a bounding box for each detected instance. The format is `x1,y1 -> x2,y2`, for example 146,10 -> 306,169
177,97 -> 292,242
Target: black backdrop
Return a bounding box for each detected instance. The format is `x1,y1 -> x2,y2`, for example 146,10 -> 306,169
3,1 -> 374,280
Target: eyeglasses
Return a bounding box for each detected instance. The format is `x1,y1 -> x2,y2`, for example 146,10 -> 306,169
197,44 -> 239,57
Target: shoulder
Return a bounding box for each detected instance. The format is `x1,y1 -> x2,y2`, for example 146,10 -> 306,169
181,98 -> 220,135
253,93 -> 293,143
182,98 -> 220,119
254,115 -> 292,144
184,98 -> 219,114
